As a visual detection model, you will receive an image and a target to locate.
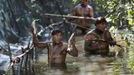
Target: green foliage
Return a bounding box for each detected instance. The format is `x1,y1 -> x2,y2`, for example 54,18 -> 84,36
128,51 -> 134,68
95,0 -> 134,28
72,0 -> 78,4
72,0 -> 134,27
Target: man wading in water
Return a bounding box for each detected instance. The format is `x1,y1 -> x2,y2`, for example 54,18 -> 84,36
31,28 -> 78,70
84,17 -> 116,57
69,0 -> 94,34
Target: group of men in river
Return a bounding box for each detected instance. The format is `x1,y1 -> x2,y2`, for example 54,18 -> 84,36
31,0 -> 117,70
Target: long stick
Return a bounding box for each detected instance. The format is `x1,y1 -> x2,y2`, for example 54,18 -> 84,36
45,13 -> 96,20
48,21 -> 88,30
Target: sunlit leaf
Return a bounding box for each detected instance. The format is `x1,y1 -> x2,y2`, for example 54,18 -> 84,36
128,19 -> 134,26
72,0 -> 78,4
127,9 -> 133,17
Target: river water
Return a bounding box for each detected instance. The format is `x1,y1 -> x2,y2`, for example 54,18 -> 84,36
38,51 -> 128,75
36,37 -> 130,75
0,35 -> 132,75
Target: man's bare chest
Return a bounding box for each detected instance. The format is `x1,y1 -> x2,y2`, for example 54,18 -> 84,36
77,7 -> 90,16
48,44 -> 67,55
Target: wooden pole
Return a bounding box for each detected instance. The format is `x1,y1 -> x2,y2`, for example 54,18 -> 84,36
25,53 -> 28,75
8,43 -> 16,75
48,45 -> 51,69
45,13 -> 96,20
20,48 -> 25,74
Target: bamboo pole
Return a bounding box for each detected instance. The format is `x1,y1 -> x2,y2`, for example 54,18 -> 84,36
45,13 -> 96,20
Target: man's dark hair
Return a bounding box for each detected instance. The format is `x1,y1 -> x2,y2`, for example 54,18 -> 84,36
95,17 -> 106,25
51,30 -> 62,36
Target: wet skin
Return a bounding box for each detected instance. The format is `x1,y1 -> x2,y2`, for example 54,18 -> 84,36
31,29 -> 78,68
84,21 -> 115,56
71,0 -> 94,31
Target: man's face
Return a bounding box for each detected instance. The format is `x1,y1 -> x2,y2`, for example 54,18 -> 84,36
96,22 -> 106,32
81,0 -> 89,6
52,33 -> 63,43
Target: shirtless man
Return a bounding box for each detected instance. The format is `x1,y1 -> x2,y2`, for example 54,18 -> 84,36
70,0 -> 94,34
84,17 -> 116,57
31,28 -> 78,69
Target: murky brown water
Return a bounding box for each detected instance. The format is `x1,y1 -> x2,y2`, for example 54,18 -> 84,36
38,53 -> 127,75
37,36 -> 128,75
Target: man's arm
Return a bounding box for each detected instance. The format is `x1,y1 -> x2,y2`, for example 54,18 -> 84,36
71,6 -> 78,16
88,7 -> 94,17
105,31 -> 116,46
67,6 -> 78,21
31,28 -> 48,49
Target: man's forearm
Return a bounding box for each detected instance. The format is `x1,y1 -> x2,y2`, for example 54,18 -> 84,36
32,33 -> 38,46
32,33 -> 48,48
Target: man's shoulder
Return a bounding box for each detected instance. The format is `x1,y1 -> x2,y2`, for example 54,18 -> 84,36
104,29 -> 111,34
104,29 -> 112,36
105,29 -> 110,32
